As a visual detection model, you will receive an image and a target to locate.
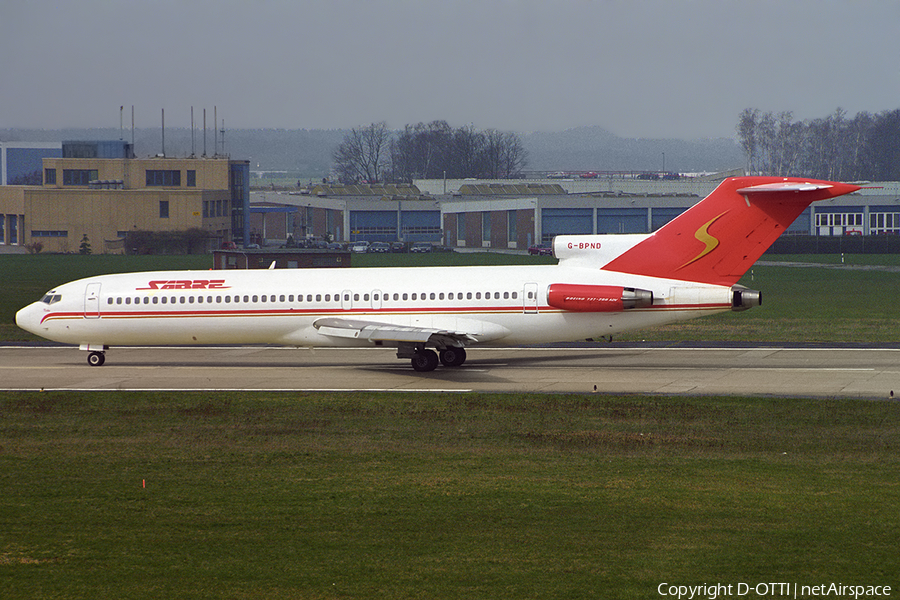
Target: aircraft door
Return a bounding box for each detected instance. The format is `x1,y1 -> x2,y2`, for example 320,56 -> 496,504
84,282 -> 101,319
371,289 -> 383,310
523,282 -> 539,314
341,289 -> 352,311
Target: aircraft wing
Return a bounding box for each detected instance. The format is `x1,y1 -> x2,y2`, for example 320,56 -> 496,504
312,317 -> 479,347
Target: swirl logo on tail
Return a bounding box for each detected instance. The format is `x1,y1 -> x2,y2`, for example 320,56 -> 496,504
678,211 -> 728,270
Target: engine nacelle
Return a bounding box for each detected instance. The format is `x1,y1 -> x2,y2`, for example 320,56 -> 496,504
731,285 -> 762,311
547,284 -> 654,312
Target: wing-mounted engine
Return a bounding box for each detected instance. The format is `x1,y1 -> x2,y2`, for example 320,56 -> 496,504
547,284 -> 653,312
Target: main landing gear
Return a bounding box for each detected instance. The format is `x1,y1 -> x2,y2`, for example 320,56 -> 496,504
87,351 -> 106,366
402,345 -> 467,372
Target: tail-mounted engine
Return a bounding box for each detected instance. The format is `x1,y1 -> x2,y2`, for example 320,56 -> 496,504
547,284 -> 653,312
731,285 -> 762,311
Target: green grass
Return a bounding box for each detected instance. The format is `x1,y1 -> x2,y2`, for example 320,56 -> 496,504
1,391 -> 898,599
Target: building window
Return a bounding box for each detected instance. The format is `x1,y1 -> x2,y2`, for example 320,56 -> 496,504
507,210 -> 517,241
45,169 -> 57,185
159,201 -> 169,219
482,212 -> 491,243
187,170 -> 196,187
30,230 -> 68,237
63,169 -> 98,186
870,212 -> 900,235
146,170 -> 181,186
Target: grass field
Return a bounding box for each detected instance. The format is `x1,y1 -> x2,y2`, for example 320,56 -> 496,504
2,251 -> 899,343
1,390 -> 898,599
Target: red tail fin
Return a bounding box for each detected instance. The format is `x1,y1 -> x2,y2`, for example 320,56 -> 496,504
600,177 -> 861,285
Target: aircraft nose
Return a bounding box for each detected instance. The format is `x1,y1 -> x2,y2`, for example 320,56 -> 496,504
15,302 -> 42,336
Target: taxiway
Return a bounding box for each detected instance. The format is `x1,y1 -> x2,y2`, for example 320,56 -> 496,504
2,345 -> 898,399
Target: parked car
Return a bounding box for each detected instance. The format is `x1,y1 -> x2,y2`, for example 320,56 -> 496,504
410,242 -> 433,253
579,171 -> 599,179
390,241 -> 407,253
369,242 -> 391,253
528,243 -> 553,256
220,241 -> 237,250
349,241 -> 370,253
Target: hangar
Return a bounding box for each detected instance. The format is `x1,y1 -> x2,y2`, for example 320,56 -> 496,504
250,176 -> 900,251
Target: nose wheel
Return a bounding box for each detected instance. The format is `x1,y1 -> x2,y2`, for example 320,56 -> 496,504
87,351 -> 106,367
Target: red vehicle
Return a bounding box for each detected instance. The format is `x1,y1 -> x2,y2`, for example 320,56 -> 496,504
528,243 -> 553,256
580,172 -> 599,179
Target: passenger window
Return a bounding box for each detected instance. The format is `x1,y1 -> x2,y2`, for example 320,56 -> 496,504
207,296 -> 213,303
467,292 -> 473,300
152,297 -> 158,304
354,294 -> 360,301
363,294 -> 369,301
430,293 -> 436,300
189,297 -> 195,304
215,296 -> 220,303
280,295 -> 286,302
402,293 -> 408,301
394,293 -> 400,301
117,298 -> 123,305
271,295 -> 276,302
108,298 -> 113,305
261,295 -> 267,303
503,292 -> 509,299
325,294 -> 331,302
125,298 -> 131,305
180,297 -> 186,304
198,296 -> 204,304
448,293 -> 454,300
412,293 -> 417,300
495,292 -> 500,300
162,297 -> 168,304
316,294 -> 322,302
476,292 -> 481,300
439,293 -> 444,300
308,295 -> 314,302
512,292 -> 517,299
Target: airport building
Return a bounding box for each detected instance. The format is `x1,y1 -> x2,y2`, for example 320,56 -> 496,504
0,140 -> 249,252
249,177 -> 900,251
4,137 -> 899,255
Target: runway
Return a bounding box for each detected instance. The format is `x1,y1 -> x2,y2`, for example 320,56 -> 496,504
2,345 -> 899,399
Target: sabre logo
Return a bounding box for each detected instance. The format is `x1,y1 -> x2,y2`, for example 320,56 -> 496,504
136,279 -> 230,290
567,242 -> 602,250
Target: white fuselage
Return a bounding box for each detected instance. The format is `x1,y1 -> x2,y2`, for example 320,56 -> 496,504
16,263 -> 734,349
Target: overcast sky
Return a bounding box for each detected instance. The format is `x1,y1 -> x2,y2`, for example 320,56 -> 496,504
2,0 -> 898,139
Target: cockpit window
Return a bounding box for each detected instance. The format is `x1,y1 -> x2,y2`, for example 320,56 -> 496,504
40,294 -> 62,305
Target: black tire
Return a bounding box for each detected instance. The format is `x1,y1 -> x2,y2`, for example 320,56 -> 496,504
87,351 -> 106,367
410,349 -> 439,372
439,347 -> 467,367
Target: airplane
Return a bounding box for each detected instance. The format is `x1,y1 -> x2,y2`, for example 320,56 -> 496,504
16,176 -> 860,372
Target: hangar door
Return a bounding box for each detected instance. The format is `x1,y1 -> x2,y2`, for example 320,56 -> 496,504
596,208 -> 648,234
541,208 -> 593,243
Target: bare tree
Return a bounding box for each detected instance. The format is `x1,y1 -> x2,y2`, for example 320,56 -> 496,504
332,122 -> 392,183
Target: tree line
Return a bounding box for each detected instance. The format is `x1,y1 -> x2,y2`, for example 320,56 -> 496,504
332,120 -> 527,184
736,107 -> 900,181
